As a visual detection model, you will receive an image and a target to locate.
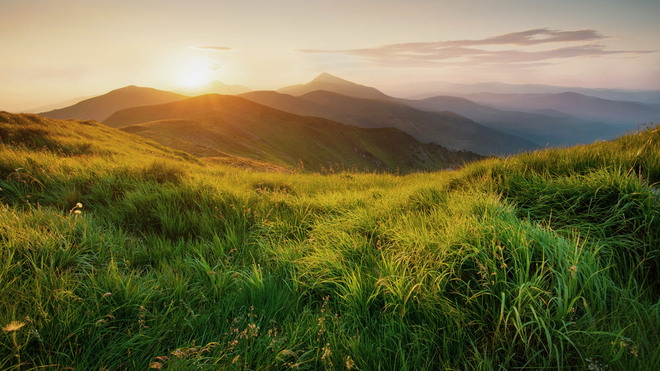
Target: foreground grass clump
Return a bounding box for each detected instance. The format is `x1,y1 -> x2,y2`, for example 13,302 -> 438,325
1,112 -> 659,370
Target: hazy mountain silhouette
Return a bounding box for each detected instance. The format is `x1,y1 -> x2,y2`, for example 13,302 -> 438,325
278,73 -> 390,100
461,92 -> 660,126
103,94 -> 482,172
40,85 -> 188,122
397,81 -> 660,104
242,90 -> 536,155
273,75 -> 651,147
398,95 -> 623,146
178,80 -> 251,95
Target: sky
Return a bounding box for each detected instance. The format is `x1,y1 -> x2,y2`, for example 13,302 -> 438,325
1,0 -> 660,112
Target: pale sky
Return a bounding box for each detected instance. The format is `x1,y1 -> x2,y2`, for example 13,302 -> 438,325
1,0 -> 659,112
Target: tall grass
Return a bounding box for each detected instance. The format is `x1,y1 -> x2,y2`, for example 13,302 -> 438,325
1,113 -> 659,369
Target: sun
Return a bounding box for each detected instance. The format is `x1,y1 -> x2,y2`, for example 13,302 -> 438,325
178,68 -> 210,89
176,58 -> 215,89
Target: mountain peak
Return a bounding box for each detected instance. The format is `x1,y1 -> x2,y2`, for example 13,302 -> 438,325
278,73 -> 390,100
311,72 -> 350,84
39,85 -> 187,122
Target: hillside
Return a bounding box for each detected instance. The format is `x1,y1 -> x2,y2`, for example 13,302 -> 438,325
103,94 -> 482,172
39,85 -> 188,121
399,95 -> 623,146
1,111 -> 658,369
242,90 -> 537,155
278,73 -> 390,100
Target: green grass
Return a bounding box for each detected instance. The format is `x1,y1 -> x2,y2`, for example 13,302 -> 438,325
1,112 -> 659,369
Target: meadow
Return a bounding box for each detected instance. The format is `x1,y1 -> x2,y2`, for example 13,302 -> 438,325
0,112 -> 659,369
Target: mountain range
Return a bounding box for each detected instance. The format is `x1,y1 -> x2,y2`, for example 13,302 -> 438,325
397,80 -> 660,104
397,95 -> 622,146
458,92 -> 660,127
241,89 -> 536,155
251,74 -> 635,147
103,94 -> 482,172
25,73 -> 660,169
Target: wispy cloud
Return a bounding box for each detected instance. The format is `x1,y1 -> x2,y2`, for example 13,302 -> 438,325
445,28 -> 605,46
300,28 -> 654,68
194,46 -> 232,51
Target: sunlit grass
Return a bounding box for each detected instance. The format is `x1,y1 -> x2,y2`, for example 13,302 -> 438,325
1,112 -> 659,369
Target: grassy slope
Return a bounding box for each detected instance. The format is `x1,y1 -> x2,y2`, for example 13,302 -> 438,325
104,95 -> 482,173
0,112 -> 659,370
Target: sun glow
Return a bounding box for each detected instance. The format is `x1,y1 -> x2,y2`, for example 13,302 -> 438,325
178,69 -> 210,88
176,57 -> 216,89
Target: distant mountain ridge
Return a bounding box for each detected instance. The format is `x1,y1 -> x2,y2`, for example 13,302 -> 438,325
278,73 -> 390,100
103,94 -> 483,172
397,95 -> 623,146
397,80 -> 660,104
257,73 -> 616,151
40,85 -> 188,122
460,92 -> 660,126
242,90 -> 536,155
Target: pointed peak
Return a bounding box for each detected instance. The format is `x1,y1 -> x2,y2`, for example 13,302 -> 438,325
278,73 -> 390,100
311,73 -> 351,84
